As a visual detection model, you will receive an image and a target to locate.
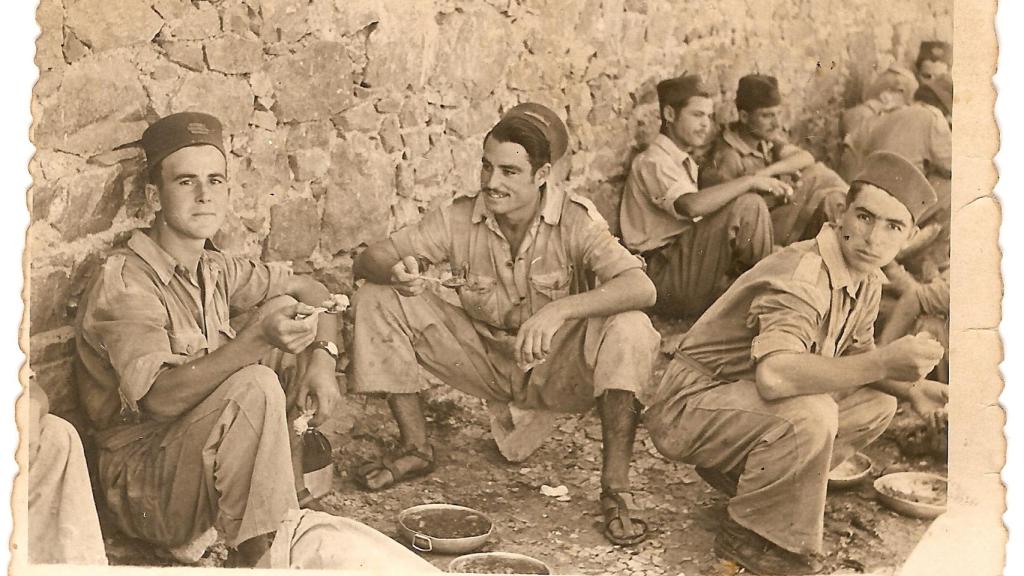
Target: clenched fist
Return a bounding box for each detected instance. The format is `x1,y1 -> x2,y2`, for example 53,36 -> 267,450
879,333 -> 945,382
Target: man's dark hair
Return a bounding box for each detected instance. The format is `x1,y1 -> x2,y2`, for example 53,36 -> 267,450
846,180 -> 917,224
659,90 -> 711,133
485,116 -> 551,173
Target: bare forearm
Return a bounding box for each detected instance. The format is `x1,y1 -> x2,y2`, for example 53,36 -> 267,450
675,176 -> 757,218
759,148 -> 814,177
879,290 -> 923,345
755,350 -> 887,399
286,275 -> 331,307
141,333 -> 270,420
353,240 -> 402,284
551,269 -> 656,321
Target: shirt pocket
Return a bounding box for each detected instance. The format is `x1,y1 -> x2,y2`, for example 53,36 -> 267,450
459,272 -> 501,326
530,266 -> 573,302
168,330 -> 209,357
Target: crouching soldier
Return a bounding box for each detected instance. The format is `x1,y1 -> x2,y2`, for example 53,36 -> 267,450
350,103 -> 661,546
645,152 -> 948,574
702,74 -> 850,247
76,112 -> 342,566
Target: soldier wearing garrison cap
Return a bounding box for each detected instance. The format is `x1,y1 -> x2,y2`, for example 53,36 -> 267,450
702,73 -> 851,248
350,102 -> 660,547
645,151 -> 948,575
621,73 -> 791,318
915,40 -> 952,83
76,111 -> 349,566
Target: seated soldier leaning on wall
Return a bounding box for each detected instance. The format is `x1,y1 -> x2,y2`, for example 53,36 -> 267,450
644,152 -> 949,575
27,381 -> 107,565
701,74 -> 850,248
620,73 -> 790,319
349,102 -> 662,547
75,112 -> 344,566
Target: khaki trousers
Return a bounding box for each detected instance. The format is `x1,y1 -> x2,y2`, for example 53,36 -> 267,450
645,193 -> 773,319
29,415 -> 107,565
349,283 -> 660,411
645,378 -> 896,555
96,365 -> 298,549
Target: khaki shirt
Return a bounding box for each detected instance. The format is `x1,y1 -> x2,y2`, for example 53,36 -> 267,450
76,230 -> 292,433
619,134 -> 700,253
847,103 -> 951,177
699,122 -> 783,188
653,225 -> 885,402
390,185 -> 643,332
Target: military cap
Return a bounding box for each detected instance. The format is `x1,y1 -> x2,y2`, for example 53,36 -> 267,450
656,74 -> 710,113
503,102 -> 570,162
914,75 -> 953,116
736,74 -> 782,112
915,41 -> 952,67
853,151 -> 936,222
134,112 -> 226,169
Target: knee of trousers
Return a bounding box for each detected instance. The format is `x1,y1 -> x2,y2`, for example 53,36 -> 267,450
779,394 -> 840,449
223,365 -> 286,418
601,311 -> 661,354
38,414 -> 82,456
857,388 -> 899,429
728,192 -> 771,219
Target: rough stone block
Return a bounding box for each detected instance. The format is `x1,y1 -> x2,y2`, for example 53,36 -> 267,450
66,0 -> 163,53
206,35 -> 264,74
332,100 -> 382,134
261,0 -> 310,43
265,41 -> 357,122
378,114 -> 403,153
35,0 -> 65,72
171,73 -> 255,134
431,8 -> 511,101
48,163 -> 126,242
321,134 -> 395,254
289,149 -> 331,182
363,2 -> 438,92
161,41 -> 206,72
29,269 -> 72,336
163,2 -> 222,41
266,197 -> 319,261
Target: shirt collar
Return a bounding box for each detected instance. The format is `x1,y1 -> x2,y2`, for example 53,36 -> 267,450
471,182 -> 566,226
815,224 -> 887,297
650,134 -> 698,181
127,229 -> 220,285
722,122 -> 771,160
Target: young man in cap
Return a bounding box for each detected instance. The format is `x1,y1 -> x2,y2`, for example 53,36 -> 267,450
644,152 -> 949,574
76,112 -> 342,566
620,74 -> 791,318
702,74 -> 850,247
350,103 -> 660,546
915,40 -> 952,83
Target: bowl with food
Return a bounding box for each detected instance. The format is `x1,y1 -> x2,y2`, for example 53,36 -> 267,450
397,503 -> 493,555
448,551 -> 552,574
828,452 -> 874,489
873,472 -> 947,519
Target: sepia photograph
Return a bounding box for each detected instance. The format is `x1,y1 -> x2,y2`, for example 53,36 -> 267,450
11,0 -> 1006,574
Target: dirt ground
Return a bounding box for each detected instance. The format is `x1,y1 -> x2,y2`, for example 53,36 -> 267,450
103,317 -> 946,575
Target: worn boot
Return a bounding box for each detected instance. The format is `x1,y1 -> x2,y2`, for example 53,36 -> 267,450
714,516 -> 823,575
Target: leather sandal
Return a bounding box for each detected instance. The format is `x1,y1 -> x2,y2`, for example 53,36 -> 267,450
599,490 -> 649,546
352,444 -> 435,491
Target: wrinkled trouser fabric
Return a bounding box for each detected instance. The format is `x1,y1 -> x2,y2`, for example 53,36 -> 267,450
645,193 -> 773,319
645,377 -> 896,555
770,163 -> 849,247
257,509 -> 440,571
96,365 -> 298,549
349,284 -> 660,411
29,414 -> 107,565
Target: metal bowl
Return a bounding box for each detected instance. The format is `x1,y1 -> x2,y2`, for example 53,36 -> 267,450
449,552 -> 552,574
874,472 -> 947,519
828,452 -> 874,489
397,503 -> 493,555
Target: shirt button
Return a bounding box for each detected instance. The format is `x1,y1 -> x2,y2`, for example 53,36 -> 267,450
506,260 -> 514,267
186,344 -> 194,354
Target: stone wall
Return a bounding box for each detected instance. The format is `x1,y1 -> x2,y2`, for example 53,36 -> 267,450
28,0 -> 951,417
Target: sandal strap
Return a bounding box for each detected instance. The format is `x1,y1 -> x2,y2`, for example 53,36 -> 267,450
601,490 -> 636,537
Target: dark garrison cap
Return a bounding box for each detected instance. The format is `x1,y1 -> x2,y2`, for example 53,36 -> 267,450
736,74 -> 782,112
503,103 -> 570,162
916,41 -> 952,67
656,74 -> 709,112
853,151 -> 937,222
136,112 -> 226,169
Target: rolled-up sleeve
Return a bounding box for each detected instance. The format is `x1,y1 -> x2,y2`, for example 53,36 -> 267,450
390,204 -> 452,264
747,279 -> 828,362
632,155 -> 697,217
223,255 -> 293,314
80,258 -> 187,414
